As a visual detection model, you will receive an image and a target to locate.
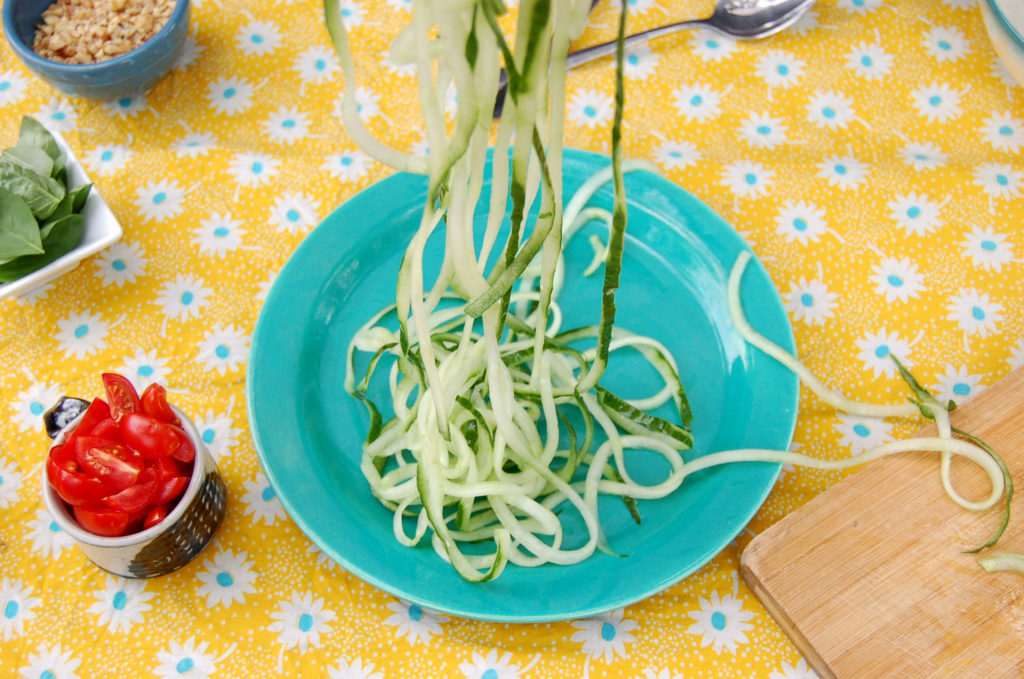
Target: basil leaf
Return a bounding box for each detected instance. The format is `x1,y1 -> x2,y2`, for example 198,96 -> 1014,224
0,156 -> 65,220
69,183 -> 91,212
0,213 -> 83,282
17,116 -> 61,161
42,182 -> 90,232
3,145 -> 53,177
0,186 -> 44,259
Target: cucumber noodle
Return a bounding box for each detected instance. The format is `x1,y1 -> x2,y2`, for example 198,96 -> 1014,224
324,0 -> 1007,581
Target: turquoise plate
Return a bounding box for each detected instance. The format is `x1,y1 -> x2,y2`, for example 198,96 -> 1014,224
247,148 -> 798,622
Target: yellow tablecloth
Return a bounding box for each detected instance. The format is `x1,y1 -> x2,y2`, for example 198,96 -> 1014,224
2,0 -> 1023,676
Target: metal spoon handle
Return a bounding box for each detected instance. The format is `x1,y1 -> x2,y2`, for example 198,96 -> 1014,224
565,18 -> 711,70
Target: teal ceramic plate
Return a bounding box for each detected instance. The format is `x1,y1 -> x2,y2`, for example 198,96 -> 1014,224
247,148 -> 798,623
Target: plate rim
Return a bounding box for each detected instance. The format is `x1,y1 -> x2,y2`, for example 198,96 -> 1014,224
247,148 -> 799,622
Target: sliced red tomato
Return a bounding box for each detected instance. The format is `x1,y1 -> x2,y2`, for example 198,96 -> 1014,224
73,437 -> 143,492
46,457 -> 109,506
119,412 -> 180,459
102,373 -> 141,421
169,425 -> 196,463
48,442 -> 78,472
141,383 -> 180,425
152,475 -> 189,504
62,398 -> 111,449
152,456 -> 191,480
143,502 -> 172,530
103,467 -> 158,513
73,505 -> 134,537
90,417 -> 120,440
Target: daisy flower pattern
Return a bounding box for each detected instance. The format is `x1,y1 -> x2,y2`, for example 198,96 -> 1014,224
739,113 -> 787,149
911,83 -> 963,122
980,112 -> 1024,153
12,381 -> 62,432
197,325 -> 250,374
329,657 -> 384,679
459,649 -> 526,679
755,50 -> 805,89
270,191 -> 321,235
654,140 -> 702,171
946,288 -> 1004,339
807,91 -> 855,129
686,591 -> 755,654
835,413 -> 894,456
55,310 -> 109,358
973,163 -> 1024,201
338,0 -> 367,26
636,670 -> 685,679
846,42 -> 894,80
207,76 -> 257,115
196,549 -> 258,608
237,20 -> 282,56
625,0 -> 658,15
262,106 -> 312,145
83,143 -> 133,176
770,658 -> 820,679
156,273 -> 213,322
18,643 -> 80,679
567,89 -> 614,129
888,192 -> 943,236
228,152 -> 280,188
900,141 -> 948,170
783,277 -> 839,326
1,578 -> 41,640
623,45 -> 659,80
721,161 -> 774,199
0,71 -> 29,106
119,349 -> 173,390
33,99 -> 78,132
933,365 -> 985,405
0,458 -> 24,508
690,28 -> 737,62
242,472 -> 287,525
817,155 -> 868,190
103,94 -> 149,118
383,599 -> 448,645
838,0 -> 883,12
153,638 -> 219,679
135,180 -> 187,223
855,328 -> 914,378
193,408 -> 241,460
26,508 -> 74,559
268,591 -> 336,653
961,225 -> 1016,272
173,131 -> 218,157
194,212 -> 245,258
871,257 -> 925,303
322,150 -> 374,182
924,26 -> 969,62
88,576 -> 156,634
571,608 -> 639,663
95,241 -> 147,287
775,200 -> 828,245
295,47 -> 340,83
173,32 -> 204,70
672,83 -> 722,122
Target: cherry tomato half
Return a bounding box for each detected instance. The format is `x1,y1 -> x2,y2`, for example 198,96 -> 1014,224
103,467 -> 158,514
46,456 -> 109,507
119,412 -> 180,459
143,502 -> 172,530
73,436 -> 143,492
153,457 -> 191,480
62,398 -> 111,450
90,417 -> 120,440
73,505 -> 134,537
102,373 -> 141,421
153,475 -> 189,505
141,383 -> 180,425
169,425 -> 195,463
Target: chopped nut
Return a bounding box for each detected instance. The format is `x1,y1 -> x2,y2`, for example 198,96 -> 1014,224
32,0 -> 175,64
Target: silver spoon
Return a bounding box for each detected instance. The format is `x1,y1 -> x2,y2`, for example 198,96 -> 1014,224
493,0 -> 815,118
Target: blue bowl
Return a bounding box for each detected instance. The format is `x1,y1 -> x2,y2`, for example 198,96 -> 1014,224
2,0 -> 190,101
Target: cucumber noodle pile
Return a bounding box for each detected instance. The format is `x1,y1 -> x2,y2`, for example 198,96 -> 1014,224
324,0 -> 1010,582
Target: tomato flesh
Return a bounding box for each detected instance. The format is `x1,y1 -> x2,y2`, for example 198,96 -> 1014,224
102,373 -> 141,421
73,437 -> 143,492
62,398 -> 111,450
143,502 -> 172,530
103,467 -> 158,513
73,505 -> 134,537
153,475 -> 189,504
141,383 -> 180,425
119,412 -> 180,459
47,457 -> 110,506
170,425 -> 196,463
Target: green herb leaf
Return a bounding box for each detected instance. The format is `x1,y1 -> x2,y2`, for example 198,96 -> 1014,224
0,186 -> 44,259
17,116 -> 61,161
0,213 -> 83,282
3,145 -> 54,177
69,183 -> 91,212
0,156 -> 65,220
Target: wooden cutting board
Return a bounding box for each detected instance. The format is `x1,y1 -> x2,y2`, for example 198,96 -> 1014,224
741,366 -> 1024,678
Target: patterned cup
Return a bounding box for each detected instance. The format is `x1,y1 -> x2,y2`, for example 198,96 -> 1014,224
42,404 -> 227,578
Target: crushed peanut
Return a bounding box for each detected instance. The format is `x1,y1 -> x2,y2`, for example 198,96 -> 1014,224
32,0 -> 175,64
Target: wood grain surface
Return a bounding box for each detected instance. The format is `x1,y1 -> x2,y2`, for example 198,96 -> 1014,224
741,367 -> 1024,679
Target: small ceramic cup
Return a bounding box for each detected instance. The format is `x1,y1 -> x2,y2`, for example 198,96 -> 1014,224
42,404 -> 227,578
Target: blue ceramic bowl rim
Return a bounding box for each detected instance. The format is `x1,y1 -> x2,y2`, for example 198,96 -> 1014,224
2,0 -> 189,75
987,0 -> 1024,49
